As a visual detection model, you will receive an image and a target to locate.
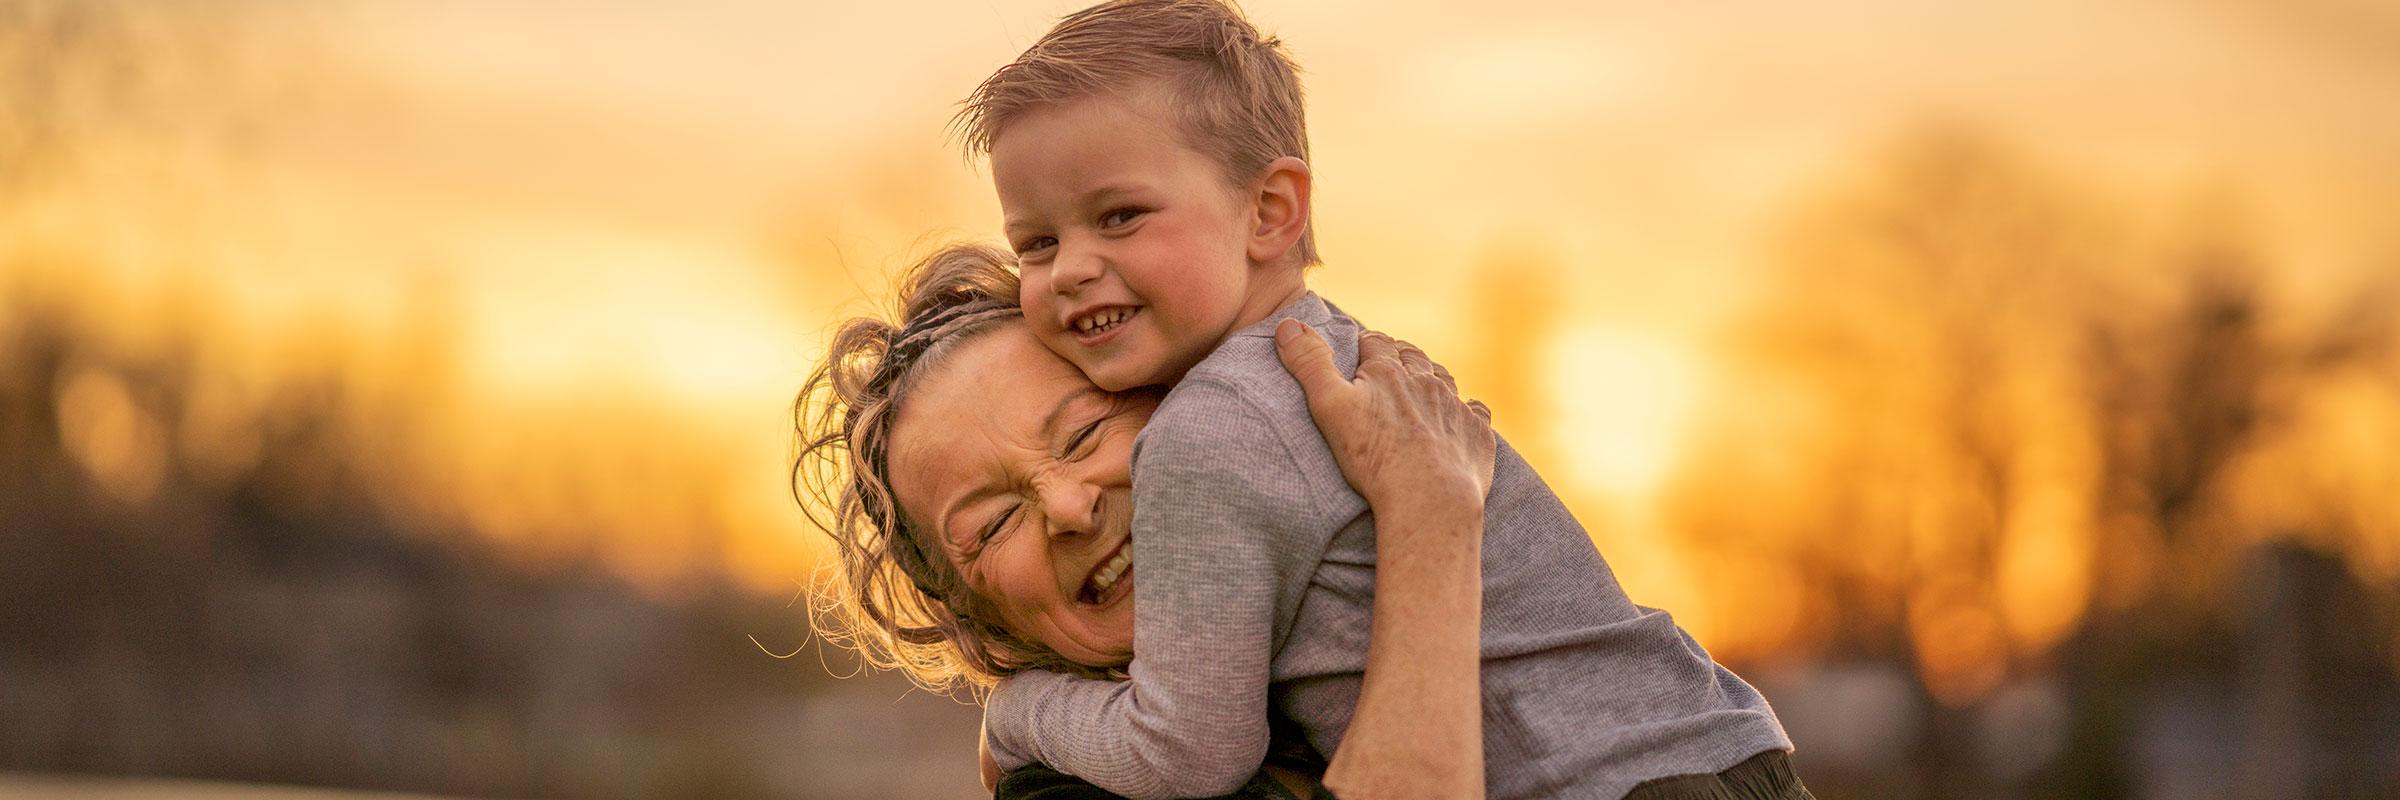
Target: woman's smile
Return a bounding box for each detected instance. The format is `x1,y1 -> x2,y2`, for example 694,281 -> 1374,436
1077,538 -> 1133,607
886,324 -> 1157,667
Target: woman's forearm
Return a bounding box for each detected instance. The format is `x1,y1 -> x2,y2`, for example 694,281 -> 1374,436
1321,494 -> 1485,800
1277,322 -> 1493,800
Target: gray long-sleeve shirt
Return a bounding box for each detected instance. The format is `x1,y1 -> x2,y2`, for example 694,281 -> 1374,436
985,294 -> 1791,799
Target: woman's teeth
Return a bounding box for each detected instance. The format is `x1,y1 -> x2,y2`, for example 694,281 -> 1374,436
1084,544 -> 1132,600
1075,308 -> 1134,333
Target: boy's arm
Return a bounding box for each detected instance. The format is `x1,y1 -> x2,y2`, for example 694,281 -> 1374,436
984,377 -> 1340,800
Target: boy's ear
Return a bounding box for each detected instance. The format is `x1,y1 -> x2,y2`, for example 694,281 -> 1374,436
1246,156 -> 1311,266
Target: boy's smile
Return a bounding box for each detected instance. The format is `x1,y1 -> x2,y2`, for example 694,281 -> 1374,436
991,82 -> 1301,392
1065,304 -> 1140,347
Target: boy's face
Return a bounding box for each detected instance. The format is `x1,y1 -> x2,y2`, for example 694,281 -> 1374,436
991,86 -> 1260,392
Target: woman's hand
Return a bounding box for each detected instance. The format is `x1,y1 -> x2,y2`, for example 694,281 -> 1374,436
1275,320 -> 1496,513
1277,319 -> 1491,800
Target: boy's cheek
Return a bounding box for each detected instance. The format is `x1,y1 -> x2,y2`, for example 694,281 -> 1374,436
1028,325 -> 1121,389
1017,287 -> 1051,325
1018,300 -> 1069,350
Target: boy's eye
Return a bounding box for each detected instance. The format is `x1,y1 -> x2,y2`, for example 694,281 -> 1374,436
1015,236 -> 1057,257
1100,208 -> 1146,228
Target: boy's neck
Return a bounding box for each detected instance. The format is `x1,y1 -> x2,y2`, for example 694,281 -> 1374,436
1231,264 -> 1310,332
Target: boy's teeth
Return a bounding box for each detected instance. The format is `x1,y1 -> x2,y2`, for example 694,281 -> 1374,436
1075,308 -> 1132,334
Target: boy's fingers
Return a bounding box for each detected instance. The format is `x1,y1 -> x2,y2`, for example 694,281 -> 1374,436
1276,319 -> 1349,405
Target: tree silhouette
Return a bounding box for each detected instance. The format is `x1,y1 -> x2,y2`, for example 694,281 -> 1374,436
1672,125 -> 2400,798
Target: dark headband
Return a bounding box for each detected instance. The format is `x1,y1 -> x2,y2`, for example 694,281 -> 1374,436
849,298 -> 1023,601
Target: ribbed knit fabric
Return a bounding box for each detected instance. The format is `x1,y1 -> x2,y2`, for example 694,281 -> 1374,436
984,294 -> 1793,800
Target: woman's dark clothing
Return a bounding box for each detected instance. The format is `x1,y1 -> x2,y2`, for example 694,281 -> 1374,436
1622,749 -> 1815,800
997,719 -> 1335,800
998,749 -> 1807,800
996,765 -> 1333,800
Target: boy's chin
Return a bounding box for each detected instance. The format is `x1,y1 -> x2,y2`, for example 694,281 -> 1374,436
1055,337 -> 1177,391
1081,359 -> 1152,393
1080,349 -> 1203,393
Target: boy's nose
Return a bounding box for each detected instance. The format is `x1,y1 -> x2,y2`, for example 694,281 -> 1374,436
1050,252 -> 1103,296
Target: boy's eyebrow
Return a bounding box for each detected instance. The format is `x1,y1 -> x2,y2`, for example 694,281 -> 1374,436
1002,213 -> 1039,237
1003,184 -> 1151,235
1083,183 -> 1145,206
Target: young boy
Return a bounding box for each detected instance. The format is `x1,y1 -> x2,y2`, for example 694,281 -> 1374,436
962,2 -> 1800,798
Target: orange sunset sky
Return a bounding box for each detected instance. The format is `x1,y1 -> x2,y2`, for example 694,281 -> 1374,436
14,0 -> 2397,652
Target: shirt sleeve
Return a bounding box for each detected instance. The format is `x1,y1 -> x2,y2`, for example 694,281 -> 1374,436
982,376 -> 1344,800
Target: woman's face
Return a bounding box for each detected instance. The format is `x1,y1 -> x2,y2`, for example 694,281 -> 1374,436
888,324 -> 1157,667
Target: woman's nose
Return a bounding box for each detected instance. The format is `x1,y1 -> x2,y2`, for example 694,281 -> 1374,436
1037,477 -> 1101,538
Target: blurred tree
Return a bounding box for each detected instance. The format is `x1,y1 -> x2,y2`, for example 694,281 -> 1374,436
1673,125 -> 2400,799
0,7 -> 967,794
0,0 -> 258,209
1461,238 -> 1566,475
0,271 -> 935,799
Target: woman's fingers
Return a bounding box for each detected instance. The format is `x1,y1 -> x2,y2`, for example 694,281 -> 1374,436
1395,340 -> 1429,372
1389,337 -> 1462,399
1304,325 -> 1503,509
1356,329 -> 1401,375
1427,357 -> 1460,396
1277,319 -> 1352,411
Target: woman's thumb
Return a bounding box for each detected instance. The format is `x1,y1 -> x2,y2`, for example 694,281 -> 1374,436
1275,319 -> 1347,403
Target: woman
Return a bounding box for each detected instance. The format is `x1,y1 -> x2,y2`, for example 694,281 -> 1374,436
794,243 -> 1492,799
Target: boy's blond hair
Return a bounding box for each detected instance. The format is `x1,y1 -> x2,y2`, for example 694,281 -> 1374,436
956,0 -> 1319,265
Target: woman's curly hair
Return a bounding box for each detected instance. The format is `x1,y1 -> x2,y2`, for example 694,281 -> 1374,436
792,242 -> 1118,693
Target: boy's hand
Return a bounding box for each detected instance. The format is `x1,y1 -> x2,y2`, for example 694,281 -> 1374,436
1275,319 -> 1496,511
979,717 -> 1001,793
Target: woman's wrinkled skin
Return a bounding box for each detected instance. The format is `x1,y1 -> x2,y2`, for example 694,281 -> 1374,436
888,324 -> 1155,668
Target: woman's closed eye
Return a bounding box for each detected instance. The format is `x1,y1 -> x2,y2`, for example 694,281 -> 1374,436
979,505 -> 1019,545
1062,417 -> 1104,459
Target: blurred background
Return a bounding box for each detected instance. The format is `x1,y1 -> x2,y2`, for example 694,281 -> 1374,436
2,0 -> 2395,798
